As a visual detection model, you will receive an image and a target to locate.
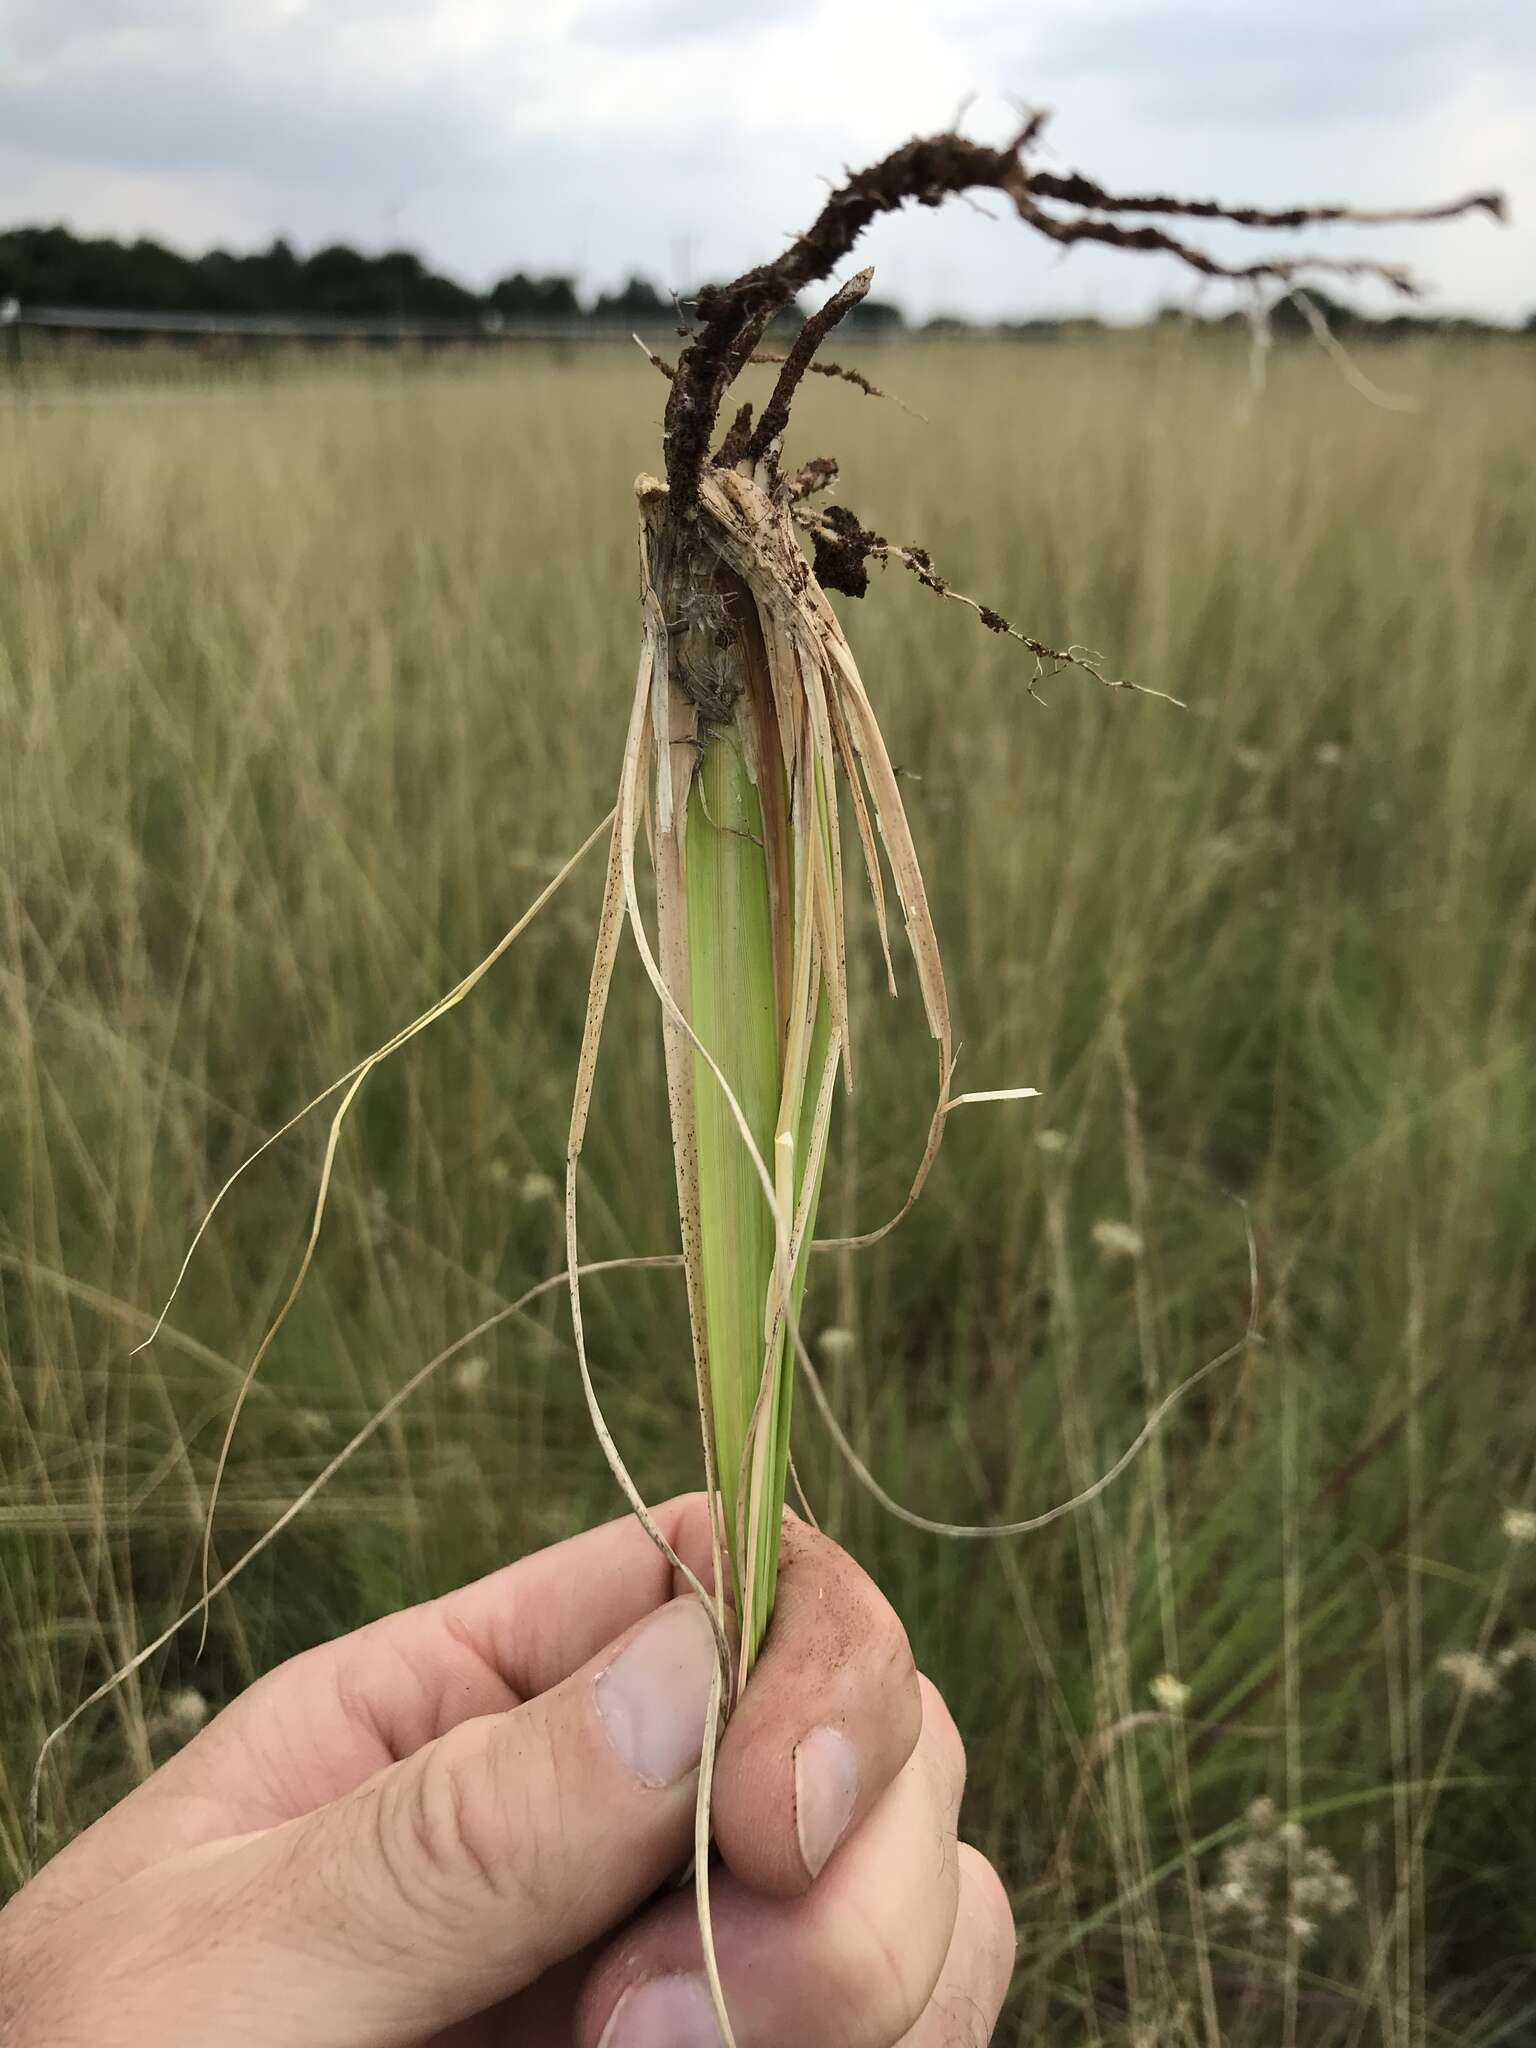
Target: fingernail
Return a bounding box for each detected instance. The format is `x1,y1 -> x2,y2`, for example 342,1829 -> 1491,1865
596,1599 -> 718,1788
598,1973 -> 723,2047
794,1723 -> 860,1879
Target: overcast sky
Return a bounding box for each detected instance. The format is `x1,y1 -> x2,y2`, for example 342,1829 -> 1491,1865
2,0 -> 1532,323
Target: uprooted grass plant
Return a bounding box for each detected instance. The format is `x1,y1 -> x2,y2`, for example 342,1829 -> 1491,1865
0,116 -> 1531,2048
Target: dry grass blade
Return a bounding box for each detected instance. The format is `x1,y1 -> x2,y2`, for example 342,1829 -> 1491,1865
798,1208 -> 1261,1538
797,1327 -> 1258,1540
28,1250 -> 685,1858
148,811 -> 615,1648
130,810 -> 615,1362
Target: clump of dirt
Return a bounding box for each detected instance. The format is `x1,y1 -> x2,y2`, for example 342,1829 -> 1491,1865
809,504 -> 882,599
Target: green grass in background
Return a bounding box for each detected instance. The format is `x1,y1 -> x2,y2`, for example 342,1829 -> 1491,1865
2,336 -> 1534,2044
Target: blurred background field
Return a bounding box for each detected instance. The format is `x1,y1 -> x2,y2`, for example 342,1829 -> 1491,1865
2,334 -> 1535,2044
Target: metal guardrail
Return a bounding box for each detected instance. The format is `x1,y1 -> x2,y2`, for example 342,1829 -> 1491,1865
0,299 -> 675,344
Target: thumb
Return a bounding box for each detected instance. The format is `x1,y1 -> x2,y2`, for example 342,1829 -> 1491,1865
28,1598 -> 720,2048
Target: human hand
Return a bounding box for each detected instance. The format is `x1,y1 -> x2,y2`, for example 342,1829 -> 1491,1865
0,1496 -> 1015,2046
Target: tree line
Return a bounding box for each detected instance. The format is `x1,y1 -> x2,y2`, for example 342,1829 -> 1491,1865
0,225 -> 900,330
1,222 -> 1527,340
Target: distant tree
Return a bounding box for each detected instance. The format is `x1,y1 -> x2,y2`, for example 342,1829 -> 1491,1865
253,237 -> 304,304
373,248 -> 479,319
301,243 -> 390,317
124,237 -> 201,311
590,275 -> 671,323
1269,286 -> 1359,338
194,248 -> 263,312
487,271 -> 581,322
842,297 -> 904,334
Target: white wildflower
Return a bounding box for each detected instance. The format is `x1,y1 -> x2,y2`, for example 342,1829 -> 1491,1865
1436,1650 -> 1502,1699
520,1170 -> 557,1204
1296,1866 -> 1357,1917
452,1352 -> 491,1394
818,1327 -> 857,1358
1314,741 -> 1344,768
1496,1630 -> 1536,1671
1502,1507 -> 1536,1544
1149,1673 -> 1190,1714
1035,1127 -> 1069,1155
1203,1798 -> 1356,1953
1091,1219 -> 1144,1261
160,1688 -> 209,1742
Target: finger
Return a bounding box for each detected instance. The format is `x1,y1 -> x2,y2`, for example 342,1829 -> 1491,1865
206,1491 -> 721,1798
20,1596 -> 723,2048
895,1848 -> 1016,2048
477,1851 -> 1014,2048
25,1493 -> 721,1921
712,1513 -> 922,1896
577,1677 -> 966,2048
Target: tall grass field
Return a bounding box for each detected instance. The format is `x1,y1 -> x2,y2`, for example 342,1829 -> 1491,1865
2,336 -> 1534,2044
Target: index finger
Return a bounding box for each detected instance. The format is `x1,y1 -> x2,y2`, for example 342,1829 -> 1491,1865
24,1494 -> 720,1922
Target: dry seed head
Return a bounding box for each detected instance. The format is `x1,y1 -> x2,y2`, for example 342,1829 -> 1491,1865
451,1352 -> 491,1394
1203,1798 -> 1357,1952
1092,1218 -> 1145,1261
1436,1649 -> 1502,1699
159,1688 -> 209,1743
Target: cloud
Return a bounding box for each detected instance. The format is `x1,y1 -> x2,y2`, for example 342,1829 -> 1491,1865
1001,0 -> 1536,127
0,6 -> 542,193
6,0 -> 205,60
573,0 -> 820,51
